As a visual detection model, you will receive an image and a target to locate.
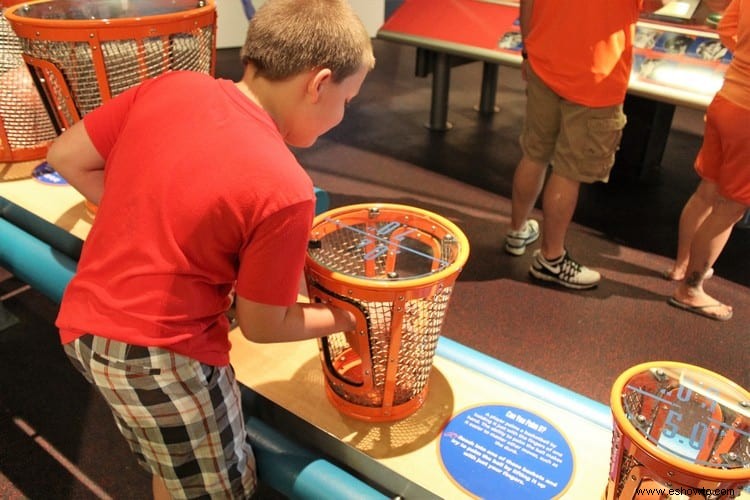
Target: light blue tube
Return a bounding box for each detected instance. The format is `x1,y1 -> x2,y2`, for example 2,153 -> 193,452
436,336 -> 613,430
0,218 -> 76,304
313,187 -> 330,215
244,415 -> 389,500
0,198 -> 83,261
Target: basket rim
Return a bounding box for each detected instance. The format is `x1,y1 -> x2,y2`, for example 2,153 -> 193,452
610,360 -> 750,481
305,202 -> 470,291
4,0 -> 215,32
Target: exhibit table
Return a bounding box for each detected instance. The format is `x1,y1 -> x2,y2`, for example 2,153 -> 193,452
377,0 -> 732,180
230,331 -> 617,498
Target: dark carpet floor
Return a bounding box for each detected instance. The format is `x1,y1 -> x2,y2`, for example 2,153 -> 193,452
1,22 -> 748,500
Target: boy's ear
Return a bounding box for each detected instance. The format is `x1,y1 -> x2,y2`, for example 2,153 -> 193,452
307,68 -> 333,103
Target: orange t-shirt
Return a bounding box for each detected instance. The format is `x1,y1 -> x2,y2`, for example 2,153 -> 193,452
525,0 -> 643,107
718,0 -> 750,110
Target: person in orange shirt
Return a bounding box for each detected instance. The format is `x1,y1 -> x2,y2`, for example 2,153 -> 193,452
503,0 -> 643,289
664,0 -> 750,321
504,0 -> 644,288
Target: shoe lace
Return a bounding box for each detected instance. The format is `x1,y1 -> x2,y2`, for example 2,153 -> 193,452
560,254 -> 583,278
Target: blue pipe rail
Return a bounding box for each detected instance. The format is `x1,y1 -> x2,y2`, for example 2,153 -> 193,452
243,411 -> 389,499
0,217 -> 77,304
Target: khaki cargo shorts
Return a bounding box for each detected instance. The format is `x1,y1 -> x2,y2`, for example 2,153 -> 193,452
520,65 -> 627,183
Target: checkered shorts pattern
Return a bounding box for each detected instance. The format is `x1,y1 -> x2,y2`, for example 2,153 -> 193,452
64,335 -> 257,499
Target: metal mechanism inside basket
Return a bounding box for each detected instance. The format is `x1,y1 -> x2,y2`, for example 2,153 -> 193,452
0,1 -> 56,162
5,0 -> 217,132
305,204 -> 470,422
606,362 -> 750,499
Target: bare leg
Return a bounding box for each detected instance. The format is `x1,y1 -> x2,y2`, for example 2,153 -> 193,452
672,188 -> 746,318
153,475 -> 171,500
666,181 -> 714,280
509,155 -> 547,231
540,172 -> 580,260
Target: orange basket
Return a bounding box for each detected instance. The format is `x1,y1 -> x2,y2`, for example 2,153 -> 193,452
0,0 -> 56,163
4,0 -> 217,132
606,361 -> 750,499
304,203 -> 470,422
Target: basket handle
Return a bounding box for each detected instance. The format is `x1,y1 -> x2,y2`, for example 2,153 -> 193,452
307,284 -> 374,389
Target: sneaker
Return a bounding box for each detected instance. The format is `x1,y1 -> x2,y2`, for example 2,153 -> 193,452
529,250 -> 601,289
504,219 -> 540,256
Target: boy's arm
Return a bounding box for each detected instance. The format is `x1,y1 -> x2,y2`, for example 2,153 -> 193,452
46,120 -> 106,205
234,295 -> 356,344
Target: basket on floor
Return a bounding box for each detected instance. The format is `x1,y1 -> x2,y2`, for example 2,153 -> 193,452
0,0 -> 57,163
304,203 -> 470,422
606,361 -> 750,499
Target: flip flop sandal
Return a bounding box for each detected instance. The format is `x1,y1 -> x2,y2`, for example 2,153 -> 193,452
667,297 -> 732,321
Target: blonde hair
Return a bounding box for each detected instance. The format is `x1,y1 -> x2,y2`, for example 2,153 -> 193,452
240,0 -> 375,83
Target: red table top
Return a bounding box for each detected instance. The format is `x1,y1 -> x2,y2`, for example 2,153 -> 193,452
377,0 -> 729,108
380,0 -> 520,54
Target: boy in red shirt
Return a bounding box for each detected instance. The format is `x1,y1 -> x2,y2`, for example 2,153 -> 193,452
46,0 -> 374,497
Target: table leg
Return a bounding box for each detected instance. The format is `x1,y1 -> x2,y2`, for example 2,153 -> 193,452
613,94 -> 676,182
476,62 -> 500,114
425,52 -> 452,131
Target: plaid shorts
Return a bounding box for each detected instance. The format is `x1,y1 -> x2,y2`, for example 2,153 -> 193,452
64,334 -> 257,499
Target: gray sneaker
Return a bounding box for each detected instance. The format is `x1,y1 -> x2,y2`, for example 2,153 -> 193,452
504,219 -> 540,256
529,250 -> 601,289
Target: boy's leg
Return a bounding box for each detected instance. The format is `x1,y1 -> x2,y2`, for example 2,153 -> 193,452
63,335 -> 257,499
153,474 -> 170,500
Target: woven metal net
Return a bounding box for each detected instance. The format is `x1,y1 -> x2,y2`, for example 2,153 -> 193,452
315,284 -> 452,408
7,0 -> 215,127
621,376 -> 750,470
19,31 -> 214,120
0,6 -> 56,162
609,368 -> 750,498
307,213 -> 464,411
309,220 -> 460,279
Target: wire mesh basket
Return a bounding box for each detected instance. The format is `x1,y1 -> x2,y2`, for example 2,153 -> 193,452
4,0 -> 217,132
0,0 -> 56,163
606,362 -> 750,499
305,203 -> 470,422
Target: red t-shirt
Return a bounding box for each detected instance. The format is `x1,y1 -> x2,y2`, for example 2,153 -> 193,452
56,71 -> 315,365
526,0 -> 642,107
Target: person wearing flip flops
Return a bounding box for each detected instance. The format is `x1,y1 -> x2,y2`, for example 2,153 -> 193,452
665,0 -> 749,321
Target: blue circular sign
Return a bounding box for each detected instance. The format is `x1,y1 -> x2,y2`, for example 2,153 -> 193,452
440,405 -> 574,500
32,162 -> 68,186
